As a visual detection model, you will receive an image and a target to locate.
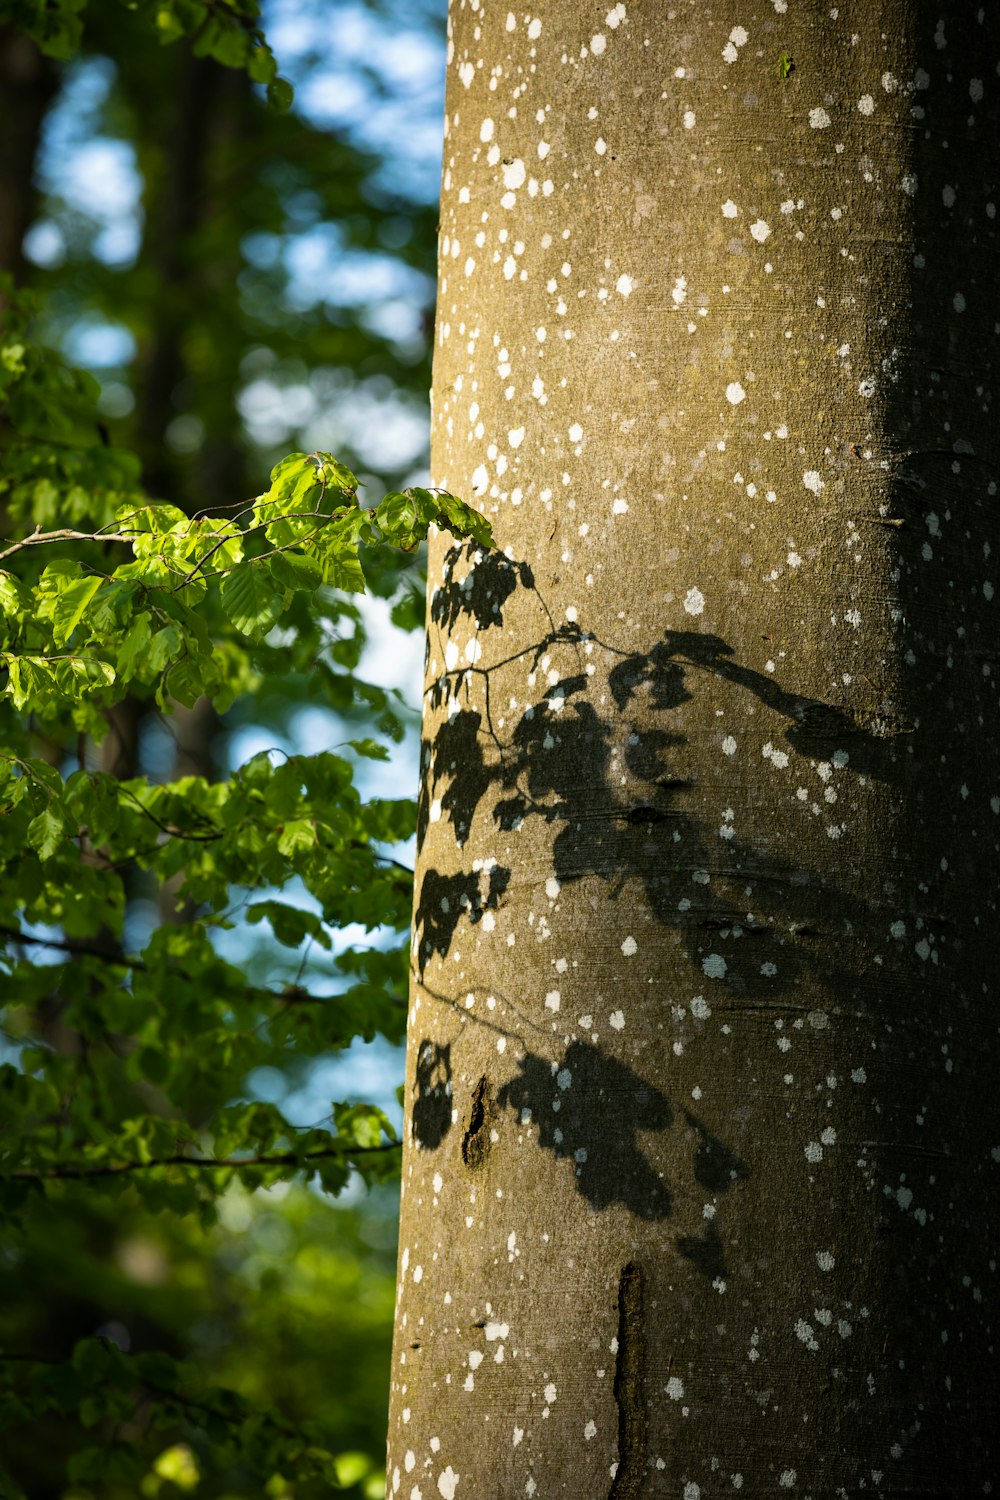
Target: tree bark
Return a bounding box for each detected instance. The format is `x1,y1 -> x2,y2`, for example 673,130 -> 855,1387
389,2 -> 999,1495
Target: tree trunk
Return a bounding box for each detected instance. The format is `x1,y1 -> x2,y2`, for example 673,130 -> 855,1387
0,26 -> 57,284
389,2 -> 999,1495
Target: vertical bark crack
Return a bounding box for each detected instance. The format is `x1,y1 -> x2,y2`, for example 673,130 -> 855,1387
609,1261 -> 646,1499
461,1074 -> 493,1170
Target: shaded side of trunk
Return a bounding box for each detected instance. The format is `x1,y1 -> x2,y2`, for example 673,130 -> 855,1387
389,1 -> 999,1495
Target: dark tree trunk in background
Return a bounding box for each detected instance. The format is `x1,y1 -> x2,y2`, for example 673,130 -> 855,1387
130,50 -> 251,510
389,1 -> 999,1495
0,27 -> 56,284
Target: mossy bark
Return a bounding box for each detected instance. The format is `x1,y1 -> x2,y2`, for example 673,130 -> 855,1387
389,3 -> 999,1494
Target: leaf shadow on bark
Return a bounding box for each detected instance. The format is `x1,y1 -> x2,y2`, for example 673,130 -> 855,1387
414,542 -> 900,986
408,545 -> 908,1267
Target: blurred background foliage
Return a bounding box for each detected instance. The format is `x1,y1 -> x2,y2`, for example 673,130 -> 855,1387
0,0 -> 446,1493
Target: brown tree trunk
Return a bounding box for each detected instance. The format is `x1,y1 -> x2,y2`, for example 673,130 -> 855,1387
388,1 -> 999,1494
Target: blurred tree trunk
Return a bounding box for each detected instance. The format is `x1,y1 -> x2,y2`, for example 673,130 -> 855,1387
389,2 -> 999,1494
106,52 -> 254,799
130,50 -> 252,512
0,26 -> 56,284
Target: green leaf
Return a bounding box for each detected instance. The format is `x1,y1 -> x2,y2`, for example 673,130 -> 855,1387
269,550 -> 323,594
148,624 -> 184,673
317,537 -> 367,594
276,819 -> 316,857
116,613 -> 152,678
247,901 -> 332,949
26,804 -> 68,861
267,76 -> 295,110
48,575 -> 103,647
346,739 -> 390,761
220,562 -> 284,640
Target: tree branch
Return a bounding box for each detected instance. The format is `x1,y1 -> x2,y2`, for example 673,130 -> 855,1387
0,924 -> 145,970
1,1140 -> 401,1183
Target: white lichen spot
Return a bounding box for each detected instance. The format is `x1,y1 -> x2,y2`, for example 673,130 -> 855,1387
683,110 -> 696,129
568,422 -> 584,443
816,1250 -> 835,1271
584,1419 -> 598,1439
666,1376 -> 685,1400
795,1319 -> 819,1351
609,1009 -> 625,1030
809,106 -> 832,128
858,94 -> 875,114
615,273 -> 635,297
723,24 -> 748,61
684,587 -> 706,615
953,292 -> 966,313
502,159 -> 526,191
480,119 -> 495,142
437,1468 -> 459,1500
702,953 -> 727,980
690,995 -> 712,1019
621,935 -> 638,956
591,33 -> 607,55
721,198 -> 739,218
750,218 -> 771,242
545,990 -> 561,1013
803,470 -> 824,495
726,381 -> 746,405
722,735 -> 737,756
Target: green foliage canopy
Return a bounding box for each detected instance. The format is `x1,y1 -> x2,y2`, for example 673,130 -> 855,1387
0,1 -> 481,1487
